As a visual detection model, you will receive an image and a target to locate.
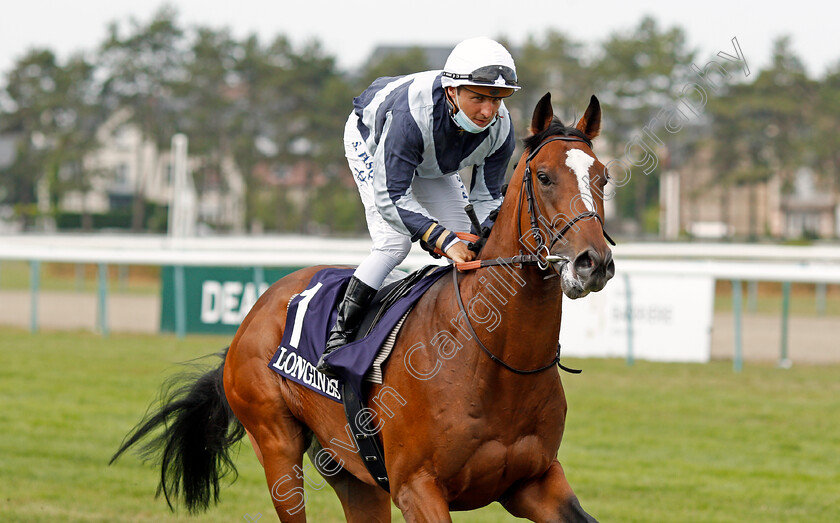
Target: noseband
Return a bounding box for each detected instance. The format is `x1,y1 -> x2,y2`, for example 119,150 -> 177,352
518,135 -> 615,269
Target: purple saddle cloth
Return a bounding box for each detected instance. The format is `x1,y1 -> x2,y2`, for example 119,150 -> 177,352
268,266 -> 450,402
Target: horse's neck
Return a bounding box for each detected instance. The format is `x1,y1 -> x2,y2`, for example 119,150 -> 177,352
458,219 -> 564,371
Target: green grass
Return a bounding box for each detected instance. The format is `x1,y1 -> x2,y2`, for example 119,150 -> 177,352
1,328 -> 838,522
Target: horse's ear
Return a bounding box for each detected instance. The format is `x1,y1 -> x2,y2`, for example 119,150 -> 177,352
530,92 -> 554,135
575,95 -> 601,140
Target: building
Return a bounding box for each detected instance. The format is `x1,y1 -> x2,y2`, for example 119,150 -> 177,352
677,146 -> 837,240
60,109 -> 245,232
780,167 -> 838,238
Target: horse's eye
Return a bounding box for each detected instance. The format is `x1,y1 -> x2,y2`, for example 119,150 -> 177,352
536,172 -> 551,186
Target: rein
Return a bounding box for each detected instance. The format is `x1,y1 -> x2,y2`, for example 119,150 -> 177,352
442,135 -> 614,374
451,268 -> 581,374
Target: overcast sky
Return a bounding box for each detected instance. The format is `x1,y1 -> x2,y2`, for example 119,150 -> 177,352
0,0 -> 835,80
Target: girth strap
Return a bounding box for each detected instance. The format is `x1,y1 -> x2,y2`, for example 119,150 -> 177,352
341,381 -> 390,492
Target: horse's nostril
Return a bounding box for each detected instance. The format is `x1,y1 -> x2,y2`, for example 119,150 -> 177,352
574,251 -> 596,274
606,259 -> 616,279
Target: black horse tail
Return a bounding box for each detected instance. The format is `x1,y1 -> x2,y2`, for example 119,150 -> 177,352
109,349 -> 245,513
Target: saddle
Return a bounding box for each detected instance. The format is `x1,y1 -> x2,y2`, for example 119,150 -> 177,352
268,264 -> 451,492
351,264 -> 441,343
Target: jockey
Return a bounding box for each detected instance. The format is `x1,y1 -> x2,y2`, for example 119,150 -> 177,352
317,37 -> 521,376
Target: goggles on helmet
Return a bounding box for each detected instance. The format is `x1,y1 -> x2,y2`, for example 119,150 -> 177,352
441,65 -> 519,88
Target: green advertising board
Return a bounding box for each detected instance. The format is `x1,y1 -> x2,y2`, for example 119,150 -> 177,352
160,266 -> 304,335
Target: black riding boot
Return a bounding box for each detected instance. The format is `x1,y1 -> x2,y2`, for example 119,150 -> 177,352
316,276 -> 377,377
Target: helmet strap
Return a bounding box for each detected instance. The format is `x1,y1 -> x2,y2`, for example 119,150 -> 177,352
444,86 -> 458,113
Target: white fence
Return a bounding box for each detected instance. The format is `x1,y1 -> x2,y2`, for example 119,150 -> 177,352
5,234 -> 840,267
2,234 -> 840,370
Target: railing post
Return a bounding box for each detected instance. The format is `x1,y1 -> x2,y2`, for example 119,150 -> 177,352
779,281 -> 791,368
174,265 -> 186,339
29,260 -> 41,333
731,279 -> 743,372
75,263 -> 86,291
253,266 -> 265,297
815,282 -> 826,316
624,272 -> 634,366
118,264 -> 129,291
97,263 -> 109,337
747,280 -> 758,313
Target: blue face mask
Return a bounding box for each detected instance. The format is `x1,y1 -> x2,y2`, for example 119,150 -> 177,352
450,92 -> 495,133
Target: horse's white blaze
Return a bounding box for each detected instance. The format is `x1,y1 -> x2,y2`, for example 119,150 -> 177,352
565,149 -> 595,212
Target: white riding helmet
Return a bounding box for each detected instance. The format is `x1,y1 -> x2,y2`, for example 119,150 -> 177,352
441,37 -> 520,92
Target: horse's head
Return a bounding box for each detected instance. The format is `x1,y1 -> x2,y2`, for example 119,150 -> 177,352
513,93 -> 615,299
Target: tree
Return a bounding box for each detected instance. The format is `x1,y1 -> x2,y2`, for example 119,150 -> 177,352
594,16 -> 697,231
0,50 -> 62,226
509,30 -> 593,129
357,47 -> 431,90
46,55 -> 104,230
223,35 -> 354,232
278,40 -> 355,233
98,5 -> 186,230
282,39 -> 352,168
0,49 -> 104,229
810,61 -> 840,190
171,26 -> 240,229
707,36 -> 816,238
223,34 -> 288,230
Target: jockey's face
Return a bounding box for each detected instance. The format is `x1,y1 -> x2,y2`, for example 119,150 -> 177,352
447,86 -> 507,128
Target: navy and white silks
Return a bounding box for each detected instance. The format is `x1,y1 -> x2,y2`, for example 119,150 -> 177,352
346,70 -> 515,288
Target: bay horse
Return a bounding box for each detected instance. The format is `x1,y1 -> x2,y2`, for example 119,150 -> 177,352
112,93 -> 615,522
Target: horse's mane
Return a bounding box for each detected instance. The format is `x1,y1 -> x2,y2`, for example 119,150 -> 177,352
522,116 -> 591,152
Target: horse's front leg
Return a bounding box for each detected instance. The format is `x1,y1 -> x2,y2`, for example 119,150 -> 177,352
501,461 -> 598,523
393,474 -> 452,523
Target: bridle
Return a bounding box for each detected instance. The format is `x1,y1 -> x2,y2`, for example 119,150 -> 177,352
452,134 -> 614,374
518,135 -> 615,270
454,134 -> 614,272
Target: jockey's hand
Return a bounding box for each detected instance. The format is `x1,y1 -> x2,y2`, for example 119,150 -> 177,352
445,241 -> 475,265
